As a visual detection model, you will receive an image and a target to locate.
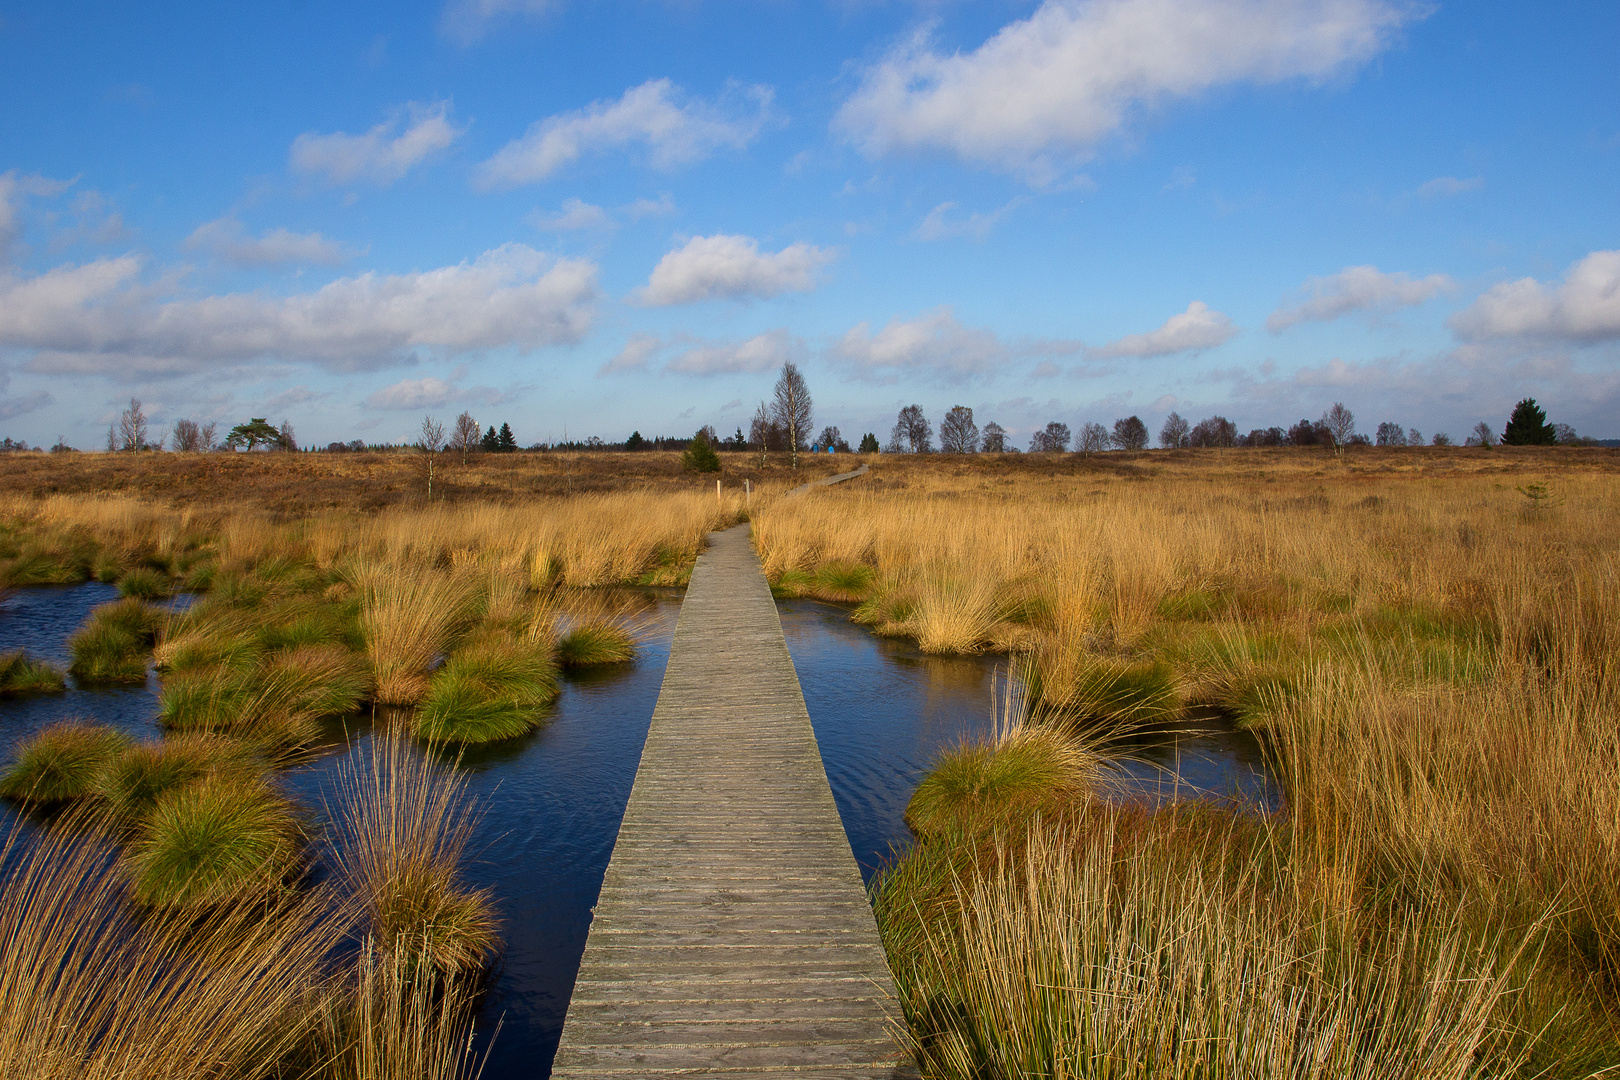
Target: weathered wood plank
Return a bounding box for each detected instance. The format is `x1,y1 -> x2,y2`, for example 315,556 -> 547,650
551,524 -> 913,1079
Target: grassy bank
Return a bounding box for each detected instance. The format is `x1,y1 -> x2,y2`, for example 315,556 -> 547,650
771,449 -> 1620,1076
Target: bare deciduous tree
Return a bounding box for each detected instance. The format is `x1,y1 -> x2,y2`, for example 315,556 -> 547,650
1159,412 -> 1190,449
1076,422 -> 1109,452
116,398 -> 147,452
939,405 -> 979,453
1111,415 -> 1149,450
1321,402 -> 1355,453
770,362 -> 813,469
1030,421 -> 1070,453
420,415 -> 446,500
980,421 -> 1007,453
449,411 -> 481,463
200,421 -> 218,452
890,404 -> 932,453
172,418 -> 202,452
276,420 -> 297,451
1189,416 -> 1236,448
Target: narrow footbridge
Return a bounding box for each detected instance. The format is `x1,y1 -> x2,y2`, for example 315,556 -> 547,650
552,523 -> 912,1079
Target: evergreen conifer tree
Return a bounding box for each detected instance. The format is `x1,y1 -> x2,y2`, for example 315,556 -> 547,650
481,425 -> 500,452
1501,398 -> 1557,445
682,428 -> 721,472
496,423 -> 517,452
858,432 -> 880,453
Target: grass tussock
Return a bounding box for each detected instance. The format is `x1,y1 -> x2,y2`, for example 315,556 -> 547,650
95,733 -> 261,822
68,596 -> 165,683
0,721 -> 130,803
415,637 -> 558,744
123,773 -> 302,909
329,736 -> 497,977
0,650 -> 66,695
351,563 -> 481,706
555,620 -> 636,667
906,724 -> 1101,840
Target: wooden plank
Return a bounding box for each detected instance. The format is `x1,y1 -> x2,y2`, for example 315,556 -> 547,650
551,524 -> 913,1079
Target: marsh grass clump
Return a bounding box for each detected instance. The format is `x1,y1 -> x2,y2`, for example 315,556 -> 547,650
415,639 -> 558,744
0,650 -> 66,695
159,643 -> 370,750
117,565 -> 173,599
0,721 -> 130,803
906,725 -> 1101,839
351,563 -> 480,705
96,734 -> 261,822
330,736 -> 497,976
1029,648 -> 1182,728
68,596 -> 165,683
555,620 -> 635,667
124,773 -> 301,909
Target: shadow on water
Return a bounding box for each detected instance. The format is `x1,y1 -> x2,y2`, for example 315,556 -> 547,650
2,584 -> 1277,1079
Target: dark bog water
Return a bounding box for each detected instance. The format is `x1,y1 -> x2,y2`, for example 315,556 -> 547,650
0,585 -> 1275,1078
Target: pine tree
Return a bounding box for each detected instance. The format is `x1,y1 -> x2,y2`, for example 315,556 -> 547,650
1501,398 -> 1557,445
480,425 -> 500,452
682,429 -> 721,472
858,432 -> 880,454
496,423 -> 517,453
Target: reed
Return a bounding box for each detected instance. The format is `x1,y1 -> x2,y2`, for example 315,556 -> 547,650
0,650 -> 66,695
327,735 -> 497,976
0,721 -> 129,802
350,562 -> 481,706
0,813 -> 347,1079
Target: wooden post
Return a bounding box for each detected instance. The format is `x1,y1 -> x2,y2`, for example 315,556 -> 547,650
744,479 -> 751,512
716,479 -> 721,506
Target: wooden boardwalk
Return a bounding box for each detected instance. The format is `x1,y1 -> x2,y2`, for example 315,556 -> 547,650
552,523 -> 912,1079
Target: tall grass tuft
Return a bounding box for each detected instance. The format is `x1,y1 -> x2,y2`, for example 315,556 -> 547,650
95,734 -> 260,822
350,563 -> 480,705
116,565 -> 172,599
329,735 -> 497,976
415,639 -> 558,744
555,621 -> 635,667
0,650 -> 67,695
0,813 -> 348,1078
68,596 -> 164,683
123,773 -> 301,908
0,721 -> 129,802
159,643 -> 370,750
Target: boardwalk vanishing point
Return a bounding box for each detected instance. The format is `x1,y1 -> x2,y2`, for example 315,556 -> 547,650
552,520 -> 913,1079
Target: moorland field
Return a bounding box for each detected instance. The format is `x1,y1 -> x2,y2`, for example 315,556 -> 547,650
1,444 -> 1618,1078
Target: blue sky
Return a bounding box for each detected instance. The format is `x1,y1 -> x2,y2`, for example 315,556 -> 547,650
1,0 -> 1616,449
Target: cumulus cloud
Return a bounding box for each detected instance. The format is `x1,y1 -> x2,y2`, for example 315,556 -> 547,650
1091,301 -> 1238,358
477,79 -> 773,188
600,332 -> 664,374
291,102 -> 462,186
440,0 -> 552,43
366,376 -> 459,410
665,329 -> 803,375
835,0 -> 1420,182
831,307 -> 1013,382
0,244 -> 598,379
184,218 -> 351,266
911,198 -> 1022,241
0,170 -> 73,253
1267,265 -> 1454,331
1416,175 -> 1483,199
637,234 -> 834,306
526,197 -> 613,232
1450,250 -> 1620,344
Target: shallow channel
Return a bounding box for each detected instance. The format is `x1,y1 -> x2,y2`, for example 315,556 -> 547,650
1,584 -> 1274,1078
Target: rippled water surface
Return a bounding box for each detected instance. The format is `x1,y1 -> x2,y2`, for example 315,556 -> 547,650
2,584 -> 1274,1078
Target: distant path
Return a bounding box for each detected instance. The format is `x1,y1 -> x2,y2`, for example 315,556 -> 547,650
784,462 -> 869,498
551,523 -> 911,1079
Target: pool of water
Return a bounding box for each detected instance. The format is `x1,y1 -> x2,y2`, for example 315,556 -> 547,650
0,584 -> 1275,1078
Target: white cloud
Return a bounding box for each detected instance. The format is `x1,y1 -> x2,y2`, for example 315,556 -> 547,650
637,234 -> 834,306
1450,250 -> 1620,344
477,79 -> 773,188
624,193 -> 676,219
264,385 -> 325,411
1267,265 -> 1454,331
599,332 -> 664,374
366,377 -> 459,410
835,0 -> 1419,182
440,0 -> 552,43
831,307 -> 1012,382
526,197 -> 613,232
184,218 -> 350,266
1092,301 -> 1238,358
0,244 -> 598,379
291,102 -> 462,186
0,170 -> 73,253
665,329 -> 802,375
911,198 -> 1023,241
1416,175 -> 1483,199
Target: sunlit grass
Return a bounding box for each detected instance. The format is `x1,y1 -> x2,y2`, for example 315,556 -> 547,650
0,721 -> 130,803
